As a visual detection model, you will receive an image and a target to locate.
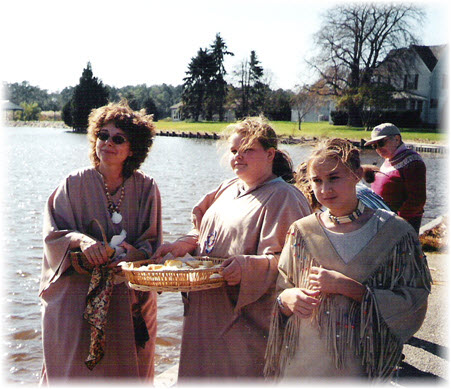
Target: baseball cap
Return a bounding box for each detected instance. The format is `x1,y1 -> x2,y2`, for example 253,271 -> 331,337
364,123 -> 401,146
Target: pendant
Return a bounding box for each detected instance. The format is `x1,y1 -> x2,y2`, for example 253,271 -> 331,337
111,211 -> 123,224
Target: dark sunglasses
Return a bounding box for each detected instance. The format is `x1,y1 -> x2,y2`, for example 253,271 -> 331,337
372,138 -> 388,149
96,131 -> 128,145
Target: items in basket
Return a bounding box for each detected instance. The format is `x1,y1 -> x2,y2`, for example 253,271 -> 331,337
136,258 -> 219,271
119,253 -> 226,292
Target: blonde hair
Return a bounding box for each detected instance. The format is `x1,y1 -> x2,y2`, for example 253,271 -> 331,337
222,116 -> 294,182
306,138 -> 361,178
294,162 -> 321,210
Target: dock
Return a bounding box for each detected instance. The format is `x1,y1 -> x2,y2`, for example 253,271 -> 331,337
156,130 -> 447,154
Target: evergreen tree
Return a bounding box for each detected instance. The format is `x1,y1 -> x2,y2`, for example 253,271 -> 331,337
182,34 -> 233,121
69,62 -> 109,132
61,100 -> 73,127
143,97 -> 159,119
234,50 -> 267,118
182,48 -> 215,121
209,33 -> 234,121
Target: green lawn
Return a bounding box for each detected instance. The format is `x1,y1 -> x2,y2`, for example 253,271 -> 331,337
155,120 -> 447,144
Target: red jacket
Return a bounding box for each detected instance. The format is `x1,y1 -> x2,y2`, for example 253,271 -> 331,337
371,144 -> 426,221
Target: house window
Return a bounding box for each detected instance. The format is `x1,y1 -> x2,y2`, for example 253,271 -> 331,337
404,74 -> 419,90
430,99 -> 438,108
417,101 -> 423,112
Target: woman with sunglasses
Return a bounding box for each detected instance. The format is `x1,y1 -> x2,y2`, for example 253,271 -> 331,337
364,123 -> 426,233
39,101 -> 162,382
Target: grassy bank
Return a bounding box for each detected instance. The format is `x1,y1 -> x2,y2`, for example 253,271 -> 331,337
155,120 -> 447,144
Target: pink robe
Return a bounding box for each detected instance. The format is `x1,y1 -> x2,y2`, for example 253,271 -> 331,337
39,167 -> 162,383
177,177 -> 312,379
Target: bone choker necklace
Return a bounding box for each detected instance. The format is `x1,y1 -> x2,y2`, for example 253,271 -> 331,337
104,182 -> 125,224
328,200 -> 365,225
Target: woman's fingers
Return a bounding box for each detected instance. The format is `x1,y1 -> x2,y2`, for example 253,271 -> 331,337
80,240 -> 109,266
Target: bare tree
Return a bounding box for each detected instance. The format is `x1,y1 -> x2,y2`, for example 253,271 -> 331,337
291,85 -> 322,130
307,3 -> 424,126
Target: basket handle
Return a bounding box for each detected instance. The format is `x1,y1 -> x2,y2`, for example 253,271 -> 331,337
90,218 -> 115,258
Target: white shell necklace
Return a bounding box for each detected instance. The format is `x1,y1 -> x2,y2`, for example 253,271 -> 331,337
104,181 -> 125,224
328,200 -> 365,225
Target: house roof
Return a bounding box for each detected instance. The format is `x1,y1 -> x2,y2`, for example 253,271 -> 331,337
382,44 -> 447,74
392,91 -> 427,101
170,102 -> 183,109
1,100 -> 23,111
412,45 -> 446,72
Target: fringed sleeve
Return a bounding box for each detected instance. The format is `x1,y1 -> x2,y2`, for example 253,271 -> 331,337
265,216 -> 432,381
358,230 -> 432,379
264,224 -> 316,378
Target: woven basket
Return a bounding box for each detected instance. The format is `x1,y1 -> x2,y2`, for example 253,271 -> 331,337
121,256 -> 226,292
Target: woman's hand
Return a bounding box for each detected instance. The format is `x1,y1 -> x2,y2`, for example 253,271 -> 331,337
79,237 -> 109,266
308,266 -> 343,294
308,266 -> 366,302
152,241 -> 194,263
278,288 -> 321,318
117,241 -> 146,262
221,256 -> 243,286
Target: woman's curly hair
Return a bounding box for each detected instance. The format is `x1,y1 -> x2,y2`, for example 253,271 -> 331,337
87,100 -> 156,178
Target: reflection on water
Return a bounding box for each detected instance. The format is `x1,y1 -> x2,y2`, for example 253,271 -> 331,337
3,127 -> 446,383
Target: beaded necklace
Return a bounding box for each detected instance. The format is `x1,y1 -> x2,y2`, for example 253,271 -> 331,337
104,182 -> 125,224
327,200 -> 365,225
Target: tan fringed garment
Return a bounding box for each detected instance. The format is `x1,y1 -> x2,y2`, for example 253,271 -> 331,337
265,211 -> 431,382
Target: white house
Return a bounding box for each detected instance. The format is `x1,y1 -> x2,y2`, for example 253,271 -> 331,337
2,100 -> 24,120
290,100 -> 333,123
170,102 -> 183,121
379,44 -> 448,126
290,44 -> 447,127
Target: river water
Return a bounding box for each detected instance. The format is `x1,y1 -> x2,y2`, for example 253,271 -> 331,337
3,126 -> 447,384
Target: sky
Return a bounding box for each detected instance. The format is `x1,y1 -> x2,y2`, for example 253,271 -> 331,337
1,0 -> 449,93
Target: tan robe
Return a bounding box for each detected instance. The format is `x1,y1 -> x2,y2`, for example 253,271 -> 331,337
39,167 -> 162,383
265,211 -> 431,382
177,177 -> 312,379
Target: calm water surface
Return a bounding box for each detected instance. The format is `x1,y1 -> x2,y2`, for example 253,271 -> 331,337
3,127 -> 447,384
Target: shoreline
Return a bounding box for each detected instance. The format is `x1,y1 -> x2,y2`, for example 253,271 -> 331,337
4,121 -> 448,151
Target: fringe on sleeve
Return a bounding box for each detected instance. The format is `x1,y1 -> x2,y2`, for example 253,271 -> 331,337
264,229 -> 318,379
265,226 -> 432,381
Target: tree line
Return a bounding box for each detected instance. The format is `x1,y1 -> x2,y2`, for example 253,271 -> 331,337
4,3 -> 428,131
3,77 -> 182,124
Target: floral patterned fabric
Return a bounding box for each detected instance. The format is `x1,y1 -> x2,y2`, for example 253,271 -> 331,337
83,266 -> 115,370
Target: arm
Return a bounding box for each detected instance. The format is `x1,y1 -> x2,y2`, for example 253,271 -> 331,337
40,180 -> 100,294
308,266 -> 366,302
398,160 -> 426,217
233,188 -> 312,311
368,234 -> 431,342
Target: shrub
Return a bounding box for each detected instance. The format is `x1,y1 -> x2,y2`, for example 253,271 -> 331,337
330,110 -> 348,125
